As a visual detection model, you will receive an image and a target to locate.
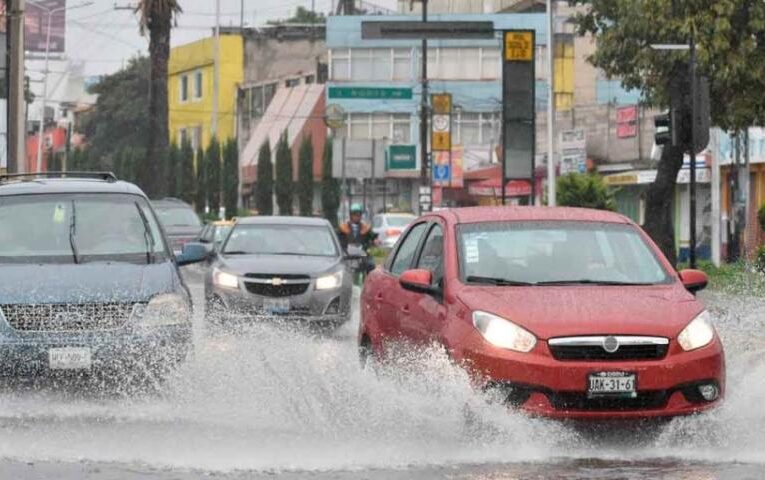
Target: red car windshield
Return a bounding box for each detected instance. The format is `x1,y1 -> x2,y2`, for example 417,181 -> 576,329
458,221 -> 671,286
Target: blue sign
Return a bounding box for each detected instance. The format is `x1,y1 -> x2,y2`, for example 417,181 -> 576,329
433,164 -> 451,182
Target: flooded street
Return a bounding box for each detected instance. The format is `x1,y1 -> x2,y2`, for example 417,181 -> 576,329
1,268 -> 764,479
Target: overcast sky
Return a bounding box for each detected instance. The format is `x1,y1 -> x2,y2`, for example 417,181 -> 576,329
57,0 -> 398,76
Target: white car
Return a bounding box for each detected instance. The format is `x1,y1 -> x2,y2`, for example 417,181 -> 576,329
371,213 -> 416,249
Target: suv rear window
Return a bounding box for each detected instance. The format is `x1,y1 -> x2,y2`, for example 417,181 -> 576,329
154,205 -> 201,227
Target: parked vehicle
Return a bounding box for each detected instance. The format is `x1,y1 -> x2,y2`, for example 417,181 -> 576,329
372,213 -> 417,249
0,172 -> 207,378
359,206 -> 724,419
152,198 -> 203,256
204,216 -> 360,330
197,219 -> 234,254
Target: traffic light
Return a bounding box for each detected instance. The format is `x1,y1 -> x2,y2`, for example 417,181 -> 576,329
654,112 -> 672,146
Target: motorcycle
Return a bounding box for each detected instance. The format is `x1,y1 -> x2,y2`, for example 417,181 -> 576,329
345,244 -> 372,286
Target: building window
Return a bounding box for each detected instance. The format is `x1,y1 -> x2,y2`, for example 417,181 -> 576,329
194,70 -> 203,100
455,111 -> 500,146
392,48 -> 412,80
179,75 -> 189,102
305,74 -> 315,84
346,113 -> 412,143
392,113 -> 411,143
247,82 -> 278,120
179,128 -> 188,146
285,78 -> 300,88
331,48 -> 351,81
480,48 -> 501,80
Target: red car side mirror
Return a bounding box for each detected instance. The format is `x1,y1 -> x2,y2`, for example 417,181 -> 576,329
399,269 -> 439,295
679,269 -> 709,293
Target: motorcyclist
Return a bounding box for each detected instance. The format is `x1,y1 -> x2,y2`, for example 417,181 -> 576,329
337,204 -> 378,274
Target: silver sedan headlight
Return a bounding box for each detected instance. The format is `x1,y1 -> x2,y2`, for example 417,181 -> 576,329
213,268 -> 239,289
316,270 -> 344,290
678,310 -> 715,351
133,293 -> 190,327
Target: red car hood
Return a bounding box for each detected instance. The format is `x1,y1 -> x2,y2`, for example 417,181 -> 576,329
456,284 -> 703,340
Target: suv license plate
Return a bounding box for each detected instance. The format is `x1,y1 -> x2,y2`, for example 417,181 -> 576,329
263,298 -> 290,314
49,347 -> 92,370
588,372 -> 636,397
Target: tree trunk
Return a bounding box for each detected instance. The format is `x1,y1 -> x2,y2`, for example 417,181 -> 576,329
146,16 -> 171,199
642,143 -> 685,267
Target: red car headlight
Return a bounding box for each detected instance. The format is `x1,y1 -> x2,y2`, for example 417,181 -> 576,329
678,310 -> 715,351
472,310 -> 537,353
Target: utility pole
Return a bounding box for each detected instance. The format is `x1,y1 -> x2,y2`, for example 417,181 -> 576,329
688,34 -> 697,268
8,0 -> 26,174
546,0 -> 555,206
240,0 -> 244,30
211,0 -> 221,137
419,0 -> 430,212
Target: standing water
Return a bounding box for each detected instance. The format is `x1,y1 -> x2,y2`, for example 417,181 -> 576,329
0,279 -> 764,479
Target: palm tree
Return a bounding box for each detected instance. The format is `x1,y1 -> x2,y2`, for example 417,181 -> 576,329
136,0 -> 182,198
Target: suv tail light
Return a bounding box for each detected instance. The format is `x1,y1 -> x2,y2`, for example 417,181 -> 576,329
386,228 -> 401,237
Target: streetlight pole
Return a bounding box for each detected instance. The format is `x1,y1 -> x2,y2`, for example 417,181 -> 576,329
31,1 -> 92,173
688,34 -> 697,269
546,0 -> 555,206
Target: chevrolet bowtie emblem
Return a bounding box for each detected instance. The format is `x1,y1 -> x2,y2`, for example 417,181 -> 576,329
271,277 -> 284,286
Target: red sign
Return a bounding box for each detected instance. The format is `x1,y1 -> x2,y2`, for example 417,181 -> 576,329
617,123 -> 638,139
616,105 -> 638,124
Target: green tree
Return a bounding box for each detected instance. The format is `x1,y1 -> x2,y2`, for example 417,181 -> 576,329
205,138 -> 222,216
275,132 -> 293,215
165,142 -> 179,198
321,140 -> 340,227
195,146 -> 207,214
222,139 -> 239,219
268,6 -> 325,25
177,138 -> 195,204
79,57 -> 150,164
572,0 -> 765,265
297,136 -> 314,216
557,173 -> 616,211
136,0 -> 182,198
255,141 -> 274,215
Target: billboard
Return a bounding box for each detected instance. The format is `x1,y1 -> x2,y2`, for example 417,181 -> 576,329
25,0 -> 67,53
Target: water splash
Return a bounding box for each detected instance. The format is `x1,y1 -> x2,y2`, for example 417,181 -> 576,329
0,287 -> 763,473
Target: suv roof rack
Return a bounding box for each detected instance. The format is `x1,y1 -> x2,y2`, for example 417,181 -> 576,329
0,171 -> 118,183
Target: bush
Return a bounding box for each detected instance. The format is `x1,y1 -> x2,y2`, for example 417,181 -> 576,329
321,140 -> 340,227
275,131 -> 293,215
194,147 -> 206,214
255,141 -> 274,216
222,139 -> 239,220
756,245 -> 765,274
298,136 -> 314,216
758,204 -> 765,232
556,173 -> 616,211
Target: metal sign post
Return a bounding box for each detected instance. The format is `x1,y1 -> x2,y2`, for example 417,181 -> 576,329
502,30 -> 536,206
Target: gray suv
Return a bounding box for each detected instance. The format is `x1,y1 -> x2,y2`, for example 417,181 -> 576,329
0,172 -> 207,378
204,216 -> 356,330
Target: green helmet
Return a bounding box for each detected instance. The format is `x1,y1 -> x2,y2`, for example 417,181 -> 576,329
350,203 -> 363,214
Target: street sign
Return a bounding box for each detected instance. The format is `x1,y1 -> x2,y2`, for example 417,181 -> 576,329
324,104 -> 346,130
504,31 -> 533,62
433,164 -> 450,182
328,87 -> 413,100
431,93 -> 452,152
386,145 -> 417,171
361,21 -> 495,40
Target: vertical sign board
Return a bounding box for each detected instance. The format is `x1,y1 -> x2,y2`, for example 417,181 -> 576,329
502,30 -> 535,202
431,93 -> 452,151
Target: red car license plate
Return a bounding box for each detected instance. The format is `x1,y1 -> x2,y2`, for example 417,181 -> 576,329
588,372 -> 636,398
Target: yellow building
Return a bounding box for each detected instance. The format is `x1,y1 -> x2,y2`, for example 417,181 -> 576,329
168,34 -> 244,150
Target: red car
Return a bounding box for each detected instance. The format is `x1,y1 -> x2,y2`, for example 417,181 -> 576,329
358,207 -> 724,419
